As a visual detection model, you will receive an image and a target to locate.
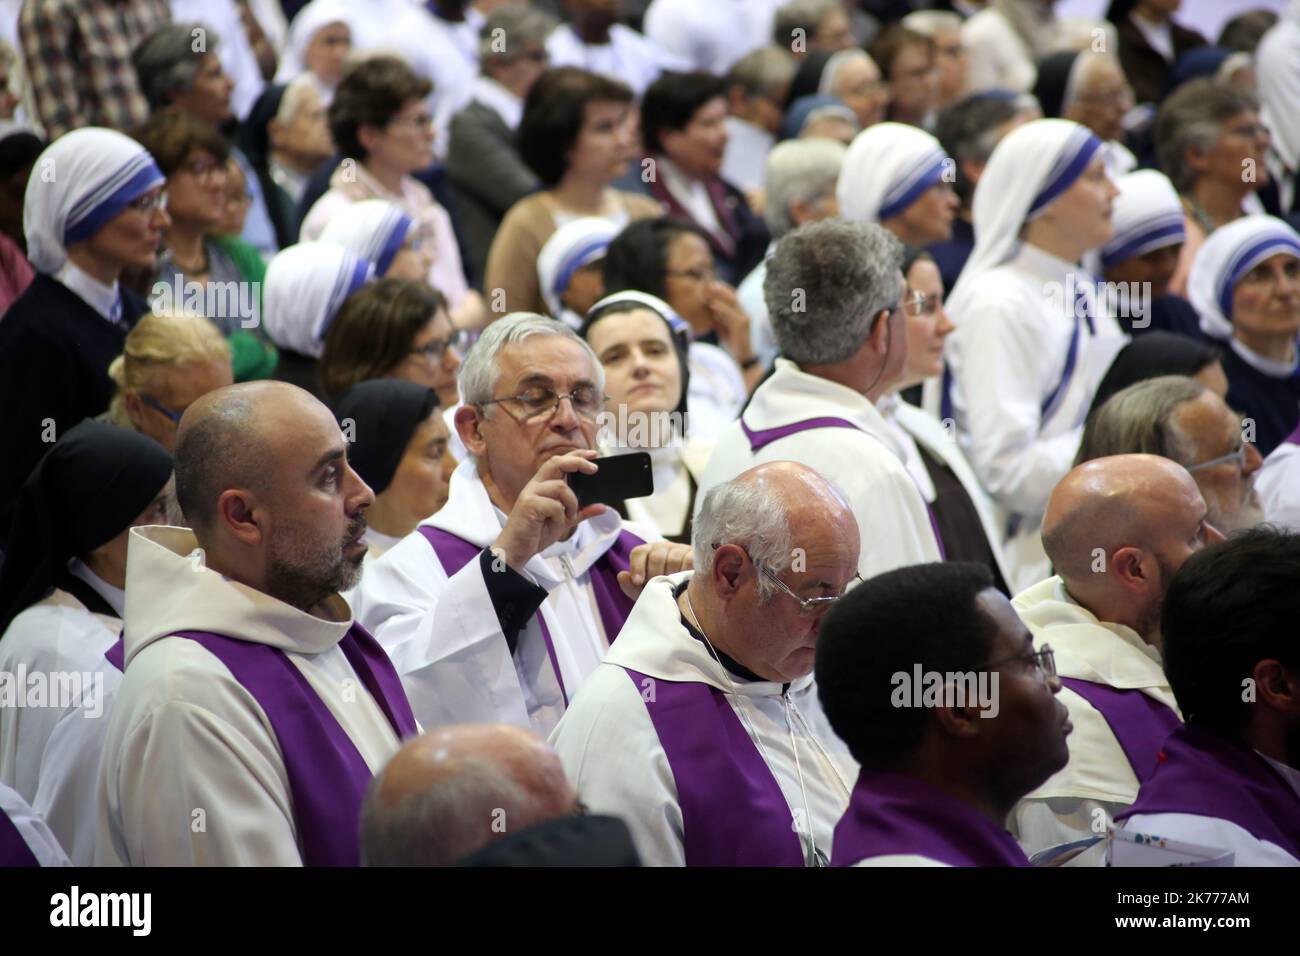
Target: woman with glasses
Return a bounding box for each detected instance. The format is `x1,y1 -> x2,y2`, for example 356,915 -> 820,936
103,311 -> 234,453
869,24 -> 939,130
300,55 -> 483,331
1033,50 -> 1138,175
0,127 -> 166,543
1187,214 -> 1300,457
878,249 -> 1011,593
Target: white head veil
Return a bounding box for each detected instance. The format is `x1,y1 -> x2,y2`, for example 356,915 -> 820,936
22,128 -> 165,275
947,118 -> 1104,316
1098,169 -> 1185,270
536,217 -> 620,327
1187,214 -> 1300,343
1256,0 -> 1300,175
319,199 -> 414,276
274,0 -> 355,85
262,241 -> 375,357
836,122 -> 951,224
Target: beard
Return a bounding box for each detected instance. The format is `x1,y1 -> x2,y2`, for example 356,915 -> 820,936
264,515 -> 367,611
1205,485 -> 1267,535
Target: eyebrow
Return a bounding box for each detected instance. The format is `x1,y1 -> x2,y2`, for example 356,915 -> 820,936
311,446 -> 346,477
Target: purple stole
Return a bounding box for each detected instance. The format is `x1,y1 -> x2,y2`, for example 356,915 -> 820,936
104,624 -> 417,866
1058,677 -> 1181,783
1285,421 -> 1300,447
418,525 -> 643,707
1115,726 -> 1300,859
741,416 -> 947,558
0,807 -> 39,867
622,667 -> 806,866
832,770 -> 1029,867
648,173 -> 740,260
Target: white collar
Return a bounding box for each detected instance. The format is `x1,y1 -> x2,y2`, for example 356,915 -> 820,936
472,76 -> 523,130
55,260 -> 120,322
1227,335 -> 1300,378
1012,241 -> 1085,283
67,558 -> 126,618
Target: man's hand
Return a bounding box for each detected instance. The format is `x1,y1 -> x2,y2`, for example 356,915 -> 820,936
618,541 -> 694,599
492,451 -> 605,573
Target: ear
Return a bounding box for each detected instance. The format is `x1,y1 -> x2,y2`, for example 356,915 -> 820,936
455,404 -> 487,458
1109,546 -> 1149,592
266,117 -> 287,149
711,543 -> 747,597
356,122 -> 384,156
868,309 -> 892,354
1252,659 -> 1300,714
933,688 -> 985,740
1184,141 -> 1211,175
216,488 -> 265,549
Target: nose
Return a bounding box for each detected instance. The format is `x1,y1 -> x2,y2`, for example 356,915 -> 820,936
443,345 -> 461,374
347,464 -> 375,511
1244,442 -> 1264,474
936,306 -> 955,336
549,394 -> 582,432
1205,521 -> 1226,544
152,205 -> 172,230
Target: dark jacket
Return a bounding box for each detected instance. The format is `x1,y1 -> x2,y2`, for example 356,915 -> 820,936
1116,15 -> 1206,105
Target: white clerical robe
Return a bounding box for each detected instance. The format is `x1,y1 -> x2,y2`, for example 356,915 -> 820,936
0,563 -> 123,865
545,23 -> 687,95
549,572 -> 857,866
1258,437 -> 1300,531
97,526 -> 404,866
1009,575 -> 1180,866
696,359 -> 942,579
354,458 -> 659,736
1,781 -> 69,866
942,244 -> 1127,590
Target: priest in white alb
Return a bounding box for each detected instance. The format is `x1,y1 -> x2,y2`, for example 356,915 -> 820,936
550,462 -> 860,866
97,382 -> 418,866
354,314 -> 691,736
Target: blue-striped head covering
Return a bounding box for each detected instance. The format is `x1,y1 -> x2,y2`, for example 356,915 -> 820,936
1189,214 -> 1300,341
263,241 -> 375,357
837,122 -> 951,224
320,199 -> 415,277
1099,169 -> 1186,270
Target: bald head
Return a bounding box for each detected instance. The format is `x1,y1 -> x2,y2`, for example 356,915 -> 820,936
360,724 -> 577,867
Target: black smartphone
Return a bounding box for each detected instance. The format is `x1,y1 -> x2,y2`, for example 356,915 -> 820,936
568,452 -> 654,508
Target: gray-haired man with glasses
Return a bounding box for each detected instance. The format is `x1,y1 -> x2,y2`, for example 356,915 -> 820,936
551,461 -> 862,867
356,314 -> 691,737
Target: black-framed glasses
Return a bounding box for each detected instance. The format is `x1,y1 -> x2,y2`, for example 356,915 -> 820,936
479,385 -> 607,422
729,546 -> 863,617
412,329 -> 471,362
139,393 -> 182,424
985,644 -> 1056,679
1186,444 -> 1249,474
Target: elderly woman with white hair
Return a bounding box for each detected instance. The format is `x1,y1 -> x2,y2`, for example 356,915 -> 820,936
0,128 -> 166,539
1033,49 -> 1138,174
837,121 -> 959,247
940,117 -> 1127,591
1187,214 -> 1300,458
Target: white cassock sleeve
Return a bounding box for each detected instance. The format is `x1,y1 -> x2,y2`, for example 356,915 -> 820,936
34,694 -> 114,866
1,781 -> 70,866
954,293 -> 1082,517
355,539 -> 531,729
1259,451 -> 1300,532
550,668 -> 686,866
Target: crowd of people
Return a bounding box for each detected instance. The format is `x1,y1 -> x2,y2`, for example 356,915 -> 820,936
0,0 -> 1298,869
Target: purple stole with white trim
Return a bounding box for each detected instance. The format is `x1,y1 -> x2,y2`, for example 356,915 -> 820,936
1058,677 -> 1181,783
1116,725 -> 1300,859
418,525 -> 643,707
0,807 -> 39,867
741,415 -> 947,558
104,624 -> 417,866
832,769 -> 1029,867
622,667 -> 807,866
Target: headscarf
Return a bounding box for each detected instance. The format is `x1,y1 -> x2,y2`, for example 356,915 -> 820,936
1256,2 -> 1300,175
582,290 -> 692,424
22,128 -> 165,275
536,217 -> 620,327
236,83 -> 287,169
1086,331 -> 1222,419
274,0 -> 355,85
780,95 -> 858,141
1098,169 -> 1186,270
0,421 -> 172,634
262,241 -> 374,357
333,380 -> 438,495
837,122 -> 951,224
786,51 -> 835,108
1187,214 -> 1300,342
1160,47 -> 1251,100
948,118 -> 1105,315
320,199 -> 415,277
1032,51 -> 1086,119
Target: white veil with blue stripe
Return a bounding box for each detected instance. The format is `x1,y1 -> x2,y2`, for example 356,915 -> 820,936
836,121 -> 950,225
1188,214 -> 1300,345
262,241 -> 375,357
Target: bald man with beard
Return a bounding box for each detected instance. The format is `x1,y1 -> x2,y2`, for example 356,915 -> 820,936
360,723 -> 581,866
1007,454 -> 1224,866
97,381 -> 419,866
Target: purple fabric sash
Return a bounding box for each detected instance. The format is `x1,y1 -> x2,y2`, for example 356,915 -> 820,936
0,806 -> 39,867
419,525 -> 644,707
1058,677 -> 1181,784
741,415 -> 947,558
105,638 -> 124,671
623,667 -> 806,866
1285,421 -> 1300,447
831,769 -> 1029,867
647,174 -> 740,259
176,624 -> 415,866
1115,725 -> 1300,858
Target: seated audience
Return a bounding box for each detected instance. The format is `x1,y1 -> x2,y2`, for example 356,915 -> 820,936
536,217 -> 619,329
837,121 -> 958,246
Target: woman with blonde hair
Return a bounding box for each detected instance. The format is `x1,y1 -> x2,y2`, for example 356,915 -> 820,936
104,311 -> 234,452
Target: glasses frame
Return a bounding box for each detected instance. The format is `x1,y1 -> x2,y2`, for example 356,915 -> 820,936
411,329 -> 471,363
729,545 -> 863,616
139,392 -> 183,424
478,385 -> 608,423
984,644 -> 1056,679
1186,444 -> 1249,474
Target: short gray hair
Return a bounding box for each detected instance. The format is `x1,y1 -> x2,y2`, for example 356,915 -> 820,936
763,219 -> 903,365
458,313 -> 604,406
360,756 -> 539,867
133,23 -> 222,111
1155,79 -> 1259,194
773,0 -> 841,48
1076,375 -> 1206,467
479,4 -> 557,65
725,46 -> 797,99
693,476 -> 793,602
763,138 -> 847,237
276,72 -> 321,127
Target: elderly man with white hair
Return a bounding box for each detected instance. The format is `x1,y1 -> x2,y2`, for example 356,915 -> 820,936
355,314 -> 692,736
736,137 -> 847,369
550,461 -> 860,866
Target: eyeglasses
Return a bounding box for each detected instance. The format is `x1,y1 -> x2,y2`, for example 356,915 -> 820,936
733,546 -> 863,617
180,158 -> 228,183
127,191 -> 167,214
389,112 -> 434,131
139,393 -> 183,424
904,290 -> 940,316
1186,444 -> 1250,473
479,385 -> 608,422
985,644 -> 1056,679
411,329 -> 471,362
665,265 -> 716,283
